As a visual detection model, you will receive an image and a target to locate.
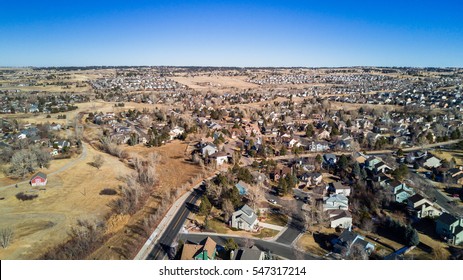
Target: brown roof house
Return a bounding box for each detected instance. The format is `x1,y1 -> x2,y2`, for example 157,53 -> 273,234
180,237 -> 217,260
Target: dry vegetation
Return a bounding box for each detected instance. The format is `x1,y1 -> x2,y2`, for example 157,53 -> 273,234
170,75 -> 258,91
0,143 -> 131,259
87,141 -> 204,259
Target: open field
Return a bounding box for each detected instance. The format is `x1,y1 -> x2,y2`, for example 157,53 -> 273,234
434,149 -> 463,165
170,75 -> 258,90
0,143 -> 131,259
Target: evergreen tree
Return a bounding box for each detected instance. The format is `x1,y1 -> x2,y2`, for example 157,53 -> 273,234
199,195 -> 212,216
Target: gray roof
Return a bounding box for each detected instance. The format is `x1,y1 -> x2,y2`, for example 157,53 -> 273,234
32,172 -> 47,180
240,204 -> 254,217
233,246 -> 263,260
234,204 -> 257,226
337,229 -> 358,245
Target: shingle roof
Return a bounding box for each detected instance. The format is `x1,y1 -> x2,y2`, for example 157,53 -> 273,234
408,194 -> 425,204
234,205 -> 257,226
32,172 -> 47,180
438,213 -> 459,226
180,237 -> 216,260
233,246 -> 263,260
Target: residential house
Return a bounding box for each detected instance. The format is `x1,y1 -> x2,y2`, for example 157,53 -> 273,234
201,143 -> 218,157
331,229 -> 375,256
317,129 -> 331,140
30,172 -> 47,187
299,172 -> 323,186
180,237 -> 217,260
231,204 -> 258,231
323,153 -> 337,166
327,181 -> 351,196
364,157 -> 382,171
169,126 -> 185,140
448,167 -> 463,184
436,213 -> 463,245
235,180 -> 249,196
353,152 -> 368,165
328,210 -> 353,229
407,194 -> 443,219
406,150 -> 428,164
50,149 -> 59,156
389,180 -> 415,203
53,140 -> 71,151
323,194 -> 349,211
49,123 -> 62,131
309,141 -> 330,152
373,161 -> 392,174
423,155 -> 442,169
209,152 -> 228,166
231,246 -> 266,260
272,165 -> 292,182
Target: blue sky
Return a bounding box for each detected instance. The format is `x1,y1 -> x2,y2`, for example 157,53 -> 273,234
1,0 -> 462,67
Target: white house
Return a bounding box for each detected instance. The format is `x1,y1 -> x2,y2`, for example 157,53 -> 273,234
169,126 -> 185,140
328,210 -> 353,229
327,181 -> 351,196
201,143 -> 218,157
323,194 -> 349,211
408,194 -> 443,219
423,156 -> 442,169
209,152 -> 228,166
231,204 -> 258,231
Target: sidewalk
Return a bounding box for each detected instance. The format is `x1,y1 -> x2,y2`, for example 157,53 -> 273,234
134,189 -> 193,260
134,173 -> 217,260
259,222 -> 285,231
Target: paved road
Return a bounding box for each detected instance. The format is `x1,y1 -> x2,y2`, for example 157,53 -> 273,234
146,187 -> 204,260
264,191 -> 305,246
275,221 -> 303,245
0,143 -> 88,189
179,233 -> 320,260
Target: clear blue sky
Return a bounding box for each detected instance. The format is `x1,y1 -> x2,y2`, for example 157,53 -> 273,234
1,0 -> 462,67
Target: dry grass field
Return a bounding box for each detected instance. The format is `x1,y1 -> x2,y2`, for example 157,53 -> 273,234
89,140 -> 204,259
0,143 -> 131,259
171,75 -> 258,91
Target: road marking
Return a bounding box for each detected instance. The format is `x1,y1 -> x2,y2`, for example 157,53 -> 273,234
150,193 -> 199,259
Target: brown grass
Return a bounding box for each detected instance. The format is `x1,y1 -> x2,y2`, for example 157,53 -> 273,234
0,143 -> 131,259
88,140 -> 203,259
170,75 -> 258,91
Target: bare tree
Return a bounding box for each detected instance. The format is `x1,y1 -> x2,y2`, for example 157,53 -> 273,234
0,228 -> 14,248
92,155 -> 105,170
206,182 -> 223,205
246,183 -> 264,210
31,145 -> 52,169
9,150 -> 38,178
222,199 -> 234,223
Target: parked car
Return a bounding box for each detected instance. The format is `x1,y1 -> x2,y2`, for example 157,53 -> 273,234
268,199 -> 277,205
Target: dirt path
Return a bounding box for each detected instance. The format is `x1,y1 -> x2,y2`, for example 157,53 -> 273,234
0,144 -> 88,190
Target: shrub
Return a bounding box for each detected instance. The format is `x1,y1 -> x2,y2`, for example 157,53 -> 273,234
16,192 -> 38,201
99,188 -> 117,196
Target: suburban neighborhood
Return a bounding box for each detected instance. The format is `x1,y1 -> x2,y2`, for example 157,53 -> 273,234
1,66 -> 463,261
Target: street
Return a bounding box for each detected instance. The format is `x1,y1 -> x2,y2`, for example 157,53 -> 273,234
178,233 -> 320,260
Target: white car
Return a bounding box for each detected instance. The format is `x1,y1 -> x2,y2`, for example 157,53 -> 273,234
268,199 -> 277,205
